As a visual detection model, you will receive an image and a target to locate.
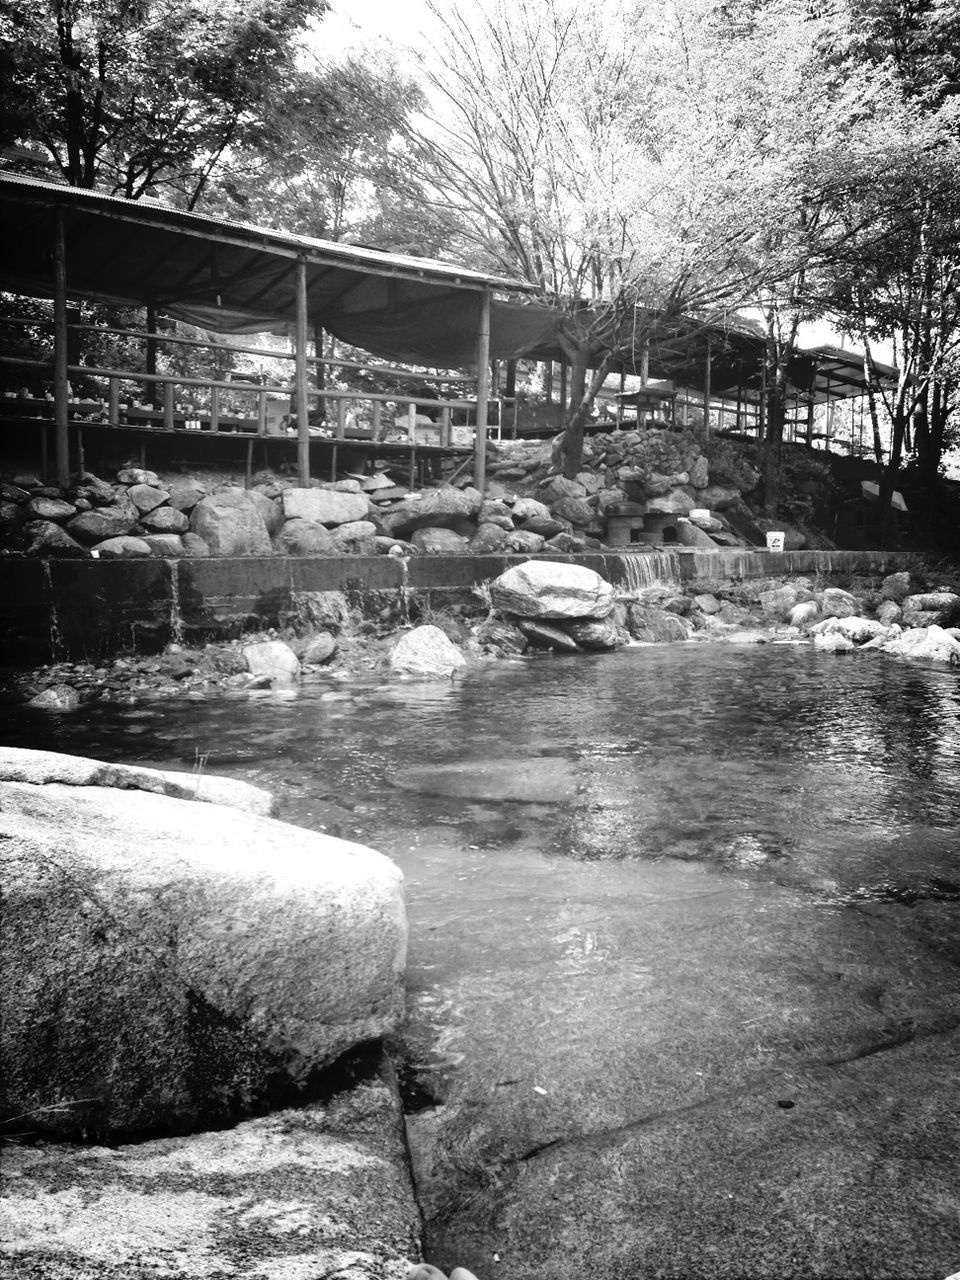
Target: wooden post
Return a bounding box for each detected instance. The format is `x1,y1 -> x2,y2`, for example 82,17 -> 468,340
702,333 -> 712,434
505,359 -> 518,438
52,207 -> 70,486
146,304 -> 159,407
806,388 -> 815,446
559,357 -> 568,414
474,290 -> 491,492
295,257 -> 310,486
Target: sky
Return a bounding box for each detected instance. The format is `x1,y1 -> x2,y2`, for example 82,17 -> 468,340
316,0 -> 438,60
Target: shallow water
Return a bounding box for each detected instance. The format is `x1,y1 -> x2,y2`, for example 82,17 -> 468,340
7,644 -> 960,1275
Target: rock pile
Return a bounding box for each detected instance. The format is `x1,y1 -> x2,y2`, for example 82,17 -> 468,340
0,426 -> 765,559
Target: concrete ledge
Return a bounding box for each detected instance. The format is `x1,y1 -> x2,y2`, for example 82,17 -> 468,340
0,549 -> 924,664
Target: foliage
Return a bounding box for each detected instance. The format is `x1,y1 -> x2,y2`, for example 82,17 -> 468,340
0,0 -> 328,206
208,53 -> 442,254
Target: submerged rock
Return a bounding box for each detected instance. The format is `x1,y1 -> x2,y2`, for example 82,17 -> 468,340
391,756 -> 578,803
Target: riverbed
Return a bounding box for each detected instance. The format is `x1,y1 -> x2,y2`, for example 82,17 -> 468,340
4,644 -> 959,1279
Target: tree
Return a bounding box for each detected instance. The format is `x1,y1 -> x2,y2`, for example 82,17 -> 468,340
826,0 -> 960,541
209,54 -> 443,255
0,0 -> 328,207
409,0 -> 931,485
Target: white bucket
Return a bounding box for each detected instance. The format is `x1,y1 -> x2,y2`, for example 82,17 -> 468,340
765,531 -> 785,552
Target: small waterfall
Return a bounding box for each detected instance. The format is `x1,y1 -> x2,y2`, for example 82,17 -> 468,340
396,553 -> 411,624
168,560 -> 185,646
605,549 -> 681,597
42,561 -> 64,662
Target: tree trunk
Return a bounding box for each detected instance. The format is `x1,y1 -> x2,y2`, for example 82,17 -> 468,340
557,349 -> 613,479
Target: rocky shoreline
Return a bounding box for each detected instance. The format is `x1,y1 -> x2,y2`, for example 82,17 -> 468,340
6,561 -> 959,713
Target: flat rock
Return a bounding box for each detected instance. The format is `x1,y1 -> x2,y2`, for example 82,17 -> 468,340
274,517 -> 335,555
66,507 -> 139,544
140,505 -> 189,534
0,779 -> 406,1138
515,616 -> 582,652
242,639 -> 301,686
23,520 -> 88,558
94,535 -> 153,558
0,1059 -> 420,1280
391,756 -> 579,803
0,746 -> 275,816
127,483 -> 170,514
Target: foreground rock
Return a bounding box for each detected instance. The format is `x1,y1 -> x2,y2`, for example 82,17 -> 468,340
1,769 -> 406,1138
390,625 -> 468,678
0,1056 -> 421,1280
0,745 -> 275,815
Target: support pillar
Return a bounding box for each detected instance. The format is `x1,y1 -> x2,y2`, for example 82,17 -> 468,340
702,333 -> 712,434
295,256 -> 310,486
146,304 -> 159,407
474,290 -> 491,493
52,207 -> 70,486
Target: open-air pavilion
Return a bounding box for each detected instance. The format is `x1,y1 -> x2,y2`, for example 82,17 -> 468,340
0,173 -> 900,490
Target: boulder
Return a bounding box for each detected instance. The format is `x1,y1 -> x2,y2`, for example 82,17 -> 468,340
0,499 -> 26,536
410,527 -> 471,554
788,600 -> 820,628
759,585 -> 802,619
381,486 -> 481,539
880,571 -> 912,602
94,535 -> 153,558
181,531 -> 210,556
831,616 -> 893,645
546,531 -> 587,553
331,519 -> 378,555
478,499 -> 515,529
242,639 -> 301,685
390,625 -> 467,678
25,495 -> 76,522
23,520 -> 88,558
67,506 -> 138,543
692,593 -> 721,615
521,515 -> 567,538
246,488 -> 284,536
469,522 -> 511,554
539,475 -> 587,505
551,493 -> 596,526
876,599 -> 902,626
143,533 -> 187,557
116,467 -> 160,487
127,483 -> 170,514
490,561 -> 616,620
473,618 -> 528,655
189,489 -> 273,556
881,625 -> 960,665
165,479 -> 207,513
688,455 -> 710,488
301,631 -> 337,665
646,487 -> 694,516
697,485 -> 741,510
515,617 -> 581,652
139,505 -> 189,533
274,517 -> 335,555
0,1070 -> 420,1280
507,529 -> 546,554
818,586 -> 859,619
813,631 -> 856,652
675,518 -> 717,549
565,617 -> 628,650
625,603 -> 692,643
25,684 -> 80,710
512,497 -> 553,523
903,591 -> 960,614
0,778 -> 406,1138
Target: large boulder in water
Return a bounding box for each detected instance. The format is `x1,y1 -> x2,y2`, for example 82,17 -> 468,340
0,762 -> 406,1138
880,624 -> 960,665
490,561 -> 616,619
189,488 -> 273,556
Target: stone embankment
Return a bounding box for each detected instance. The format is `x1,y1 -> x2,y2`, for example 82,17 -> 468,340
0,427 -> 780,561
0,745 -> 422,1278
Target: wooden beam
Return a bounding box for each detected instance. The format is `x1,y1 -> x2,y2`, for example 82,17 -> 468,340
52,207 -> 70,486
295,256 -> 310,486
474,290 -> 491,492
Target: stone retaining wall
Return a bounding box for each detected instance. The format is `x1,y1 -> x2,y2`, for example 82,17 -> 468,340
1,549 -> 924,664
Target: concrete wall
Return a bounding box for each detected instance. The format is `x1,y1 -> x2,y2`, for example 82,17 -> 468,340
1,549 -> 923,665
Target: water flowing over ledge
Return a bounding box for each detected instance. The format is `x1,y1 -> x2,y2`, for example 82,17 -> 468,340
3,548 -> 925,664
